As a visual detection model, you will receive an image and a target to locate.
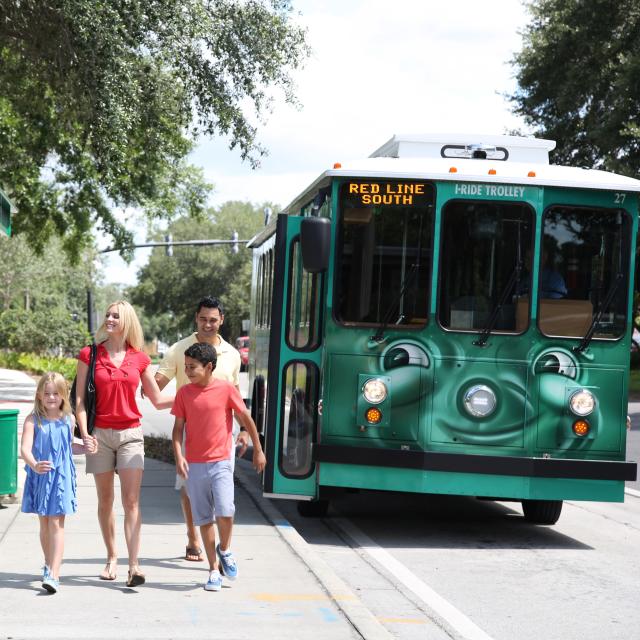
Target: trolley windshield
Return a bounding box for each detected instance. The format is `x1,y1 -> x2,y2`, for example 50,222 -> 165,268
438,200 -> 534,332
335,179 -> 434,326
539,205 -> 631,340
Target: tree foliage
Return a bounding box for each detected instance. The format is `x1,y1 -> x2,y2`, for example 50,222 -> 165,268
0,234 -> 91,353
129,201 -> 266,342
0,1 -> 308,257
510,0 -> 640,175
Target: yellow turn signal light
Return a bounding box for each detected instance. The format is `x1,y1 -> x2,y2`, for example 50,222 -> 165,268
488,168 -> 496,175
572,419 -> 590,437
333,162 -> 342,169
528,170 -> 536,177
449,166 -> 457,173
365,407 -> 382,424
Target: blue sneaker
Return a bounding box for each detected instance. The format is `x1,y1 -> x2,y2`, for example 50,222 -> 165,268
216,544 -> 238,581
204,569 -> 222,592
42,565 -> 50,582
42,576 -> 59,593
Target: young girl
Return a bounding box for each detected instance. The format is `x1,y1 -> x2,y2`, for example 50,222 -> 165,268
20,371 -> 97,594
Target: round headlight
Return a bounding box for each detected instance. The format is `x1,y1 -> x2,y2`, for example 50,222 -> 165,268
463,385 -> 497,417
569,389 -> 595,416
362,378 -> 387,404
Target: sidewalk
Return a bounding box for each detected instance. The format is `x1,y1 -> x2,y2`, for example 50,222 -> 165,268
0,371 -> 390,640
0,367 -> 37,402
0,458 -> 375,640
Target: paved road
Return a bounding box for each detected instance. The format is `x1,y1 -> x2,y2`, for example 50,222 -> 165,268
277,487 -> 640,640
626,401 -> 640,491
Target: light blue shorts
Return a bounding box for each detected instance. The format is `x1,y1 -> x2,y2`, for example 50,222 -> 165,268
186,460 -> 235,525
175,438 -> 236,491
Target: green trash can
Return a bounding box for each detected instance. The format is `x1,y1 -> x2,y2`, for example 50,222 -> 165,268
0,409 -> 19,495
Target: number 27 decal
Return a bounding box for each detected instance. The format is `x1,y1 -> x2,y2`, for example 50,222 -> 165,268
614,193 -> 626,204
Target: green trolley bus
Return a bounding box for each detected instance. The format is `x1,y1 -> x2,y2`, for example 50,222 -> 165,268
248,134 -> 638,524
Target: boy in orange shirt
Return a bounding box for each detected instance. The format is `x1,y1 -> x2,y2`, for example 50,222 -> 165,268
171,342 -> 266,591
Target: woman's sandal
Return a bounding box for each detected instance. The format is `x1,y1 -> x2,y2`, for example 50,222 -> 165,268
99,559 -> 117,581
126,566 -> 145,588
185,546 -> 204,562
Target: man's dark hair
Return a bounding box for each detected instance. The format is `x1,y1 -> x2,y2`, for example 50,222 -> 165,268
196,296 -> 224,315
184,342 -> 217,369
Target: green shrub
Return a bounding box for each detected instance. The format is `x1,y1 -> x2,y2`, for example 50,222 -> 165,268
0,308 -> 89,354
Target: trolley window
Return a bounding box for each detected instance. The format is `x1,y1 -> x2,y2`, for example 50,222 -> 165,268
439,200 -> 534,332
539,206 -> 630,339
280,361 -> 318,478
286,238 -> 322,350
336,179 -> 434,326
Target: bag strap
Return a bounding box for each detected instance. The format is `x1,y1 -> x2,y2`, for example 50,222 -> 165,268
87,342 -> 97,391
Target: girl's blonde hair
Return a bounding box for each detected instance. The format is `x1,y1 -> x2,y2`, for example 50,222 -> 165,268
94,300 -> 145,350
33,371 -> 72,421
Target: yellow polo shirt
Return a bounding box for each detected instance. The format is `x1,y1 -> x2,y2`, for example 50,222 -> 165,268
156,332 -> 240,390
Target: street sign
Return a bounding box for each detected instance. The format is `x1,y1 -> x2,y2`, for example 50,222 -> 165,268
0,187 -> 12,237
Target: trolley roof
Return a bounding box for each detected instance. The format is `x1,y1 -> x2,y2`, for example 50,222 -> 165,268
284,133 -> 640,213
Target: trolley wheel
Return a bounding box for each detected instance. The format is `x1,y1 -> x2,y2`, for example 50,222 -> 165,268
297,499 -> 329,518
521,499 -> 563,525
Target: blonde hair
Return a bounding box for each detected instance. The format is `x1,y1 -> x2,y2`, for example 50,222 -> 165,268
94,300 -> 145,350
33,372 -> 72,421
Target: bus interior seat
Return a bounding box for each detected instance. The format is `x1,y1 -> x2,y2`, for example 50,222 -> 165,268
516,297 -> 593,336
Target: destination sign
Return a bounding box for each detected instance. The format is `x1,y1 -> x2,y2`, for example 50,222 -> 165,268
344,181 -> 432,207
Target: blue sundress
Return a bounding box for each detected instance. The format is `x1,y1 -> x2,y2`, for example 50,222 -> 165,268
21,414 -> 78,516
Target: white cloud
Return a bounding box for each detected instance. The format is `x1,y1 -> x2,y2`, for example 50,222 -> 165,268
104,0 -> 530,285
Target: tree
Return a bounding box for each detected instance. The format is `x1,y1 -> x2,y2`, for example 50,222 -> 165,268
0,234 -> 91,353
0,1 -> 309,257
509,0 -> 640,175
129,201 -> 266,341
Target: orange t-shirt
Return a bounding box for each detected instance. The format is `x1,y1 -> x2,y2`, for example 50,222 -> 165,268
171,379 -> 246,463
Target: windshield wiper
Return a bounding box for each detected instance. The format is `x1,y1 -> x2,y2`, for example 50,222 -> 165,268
574,272 -> 624,353
473,258 -> 522,347
370,263 -> 419,344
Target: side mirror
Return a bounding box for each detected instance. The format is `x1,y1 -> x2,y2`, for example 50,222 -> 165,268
300,217 -> 331,273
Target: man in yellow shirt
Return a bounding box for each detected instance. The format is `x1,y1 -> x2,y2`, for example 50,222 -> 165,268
155,296 -> 249,562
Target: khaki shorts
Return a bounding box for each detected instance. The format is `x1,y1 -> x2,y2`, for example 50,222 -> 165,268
87,426 -> 145,474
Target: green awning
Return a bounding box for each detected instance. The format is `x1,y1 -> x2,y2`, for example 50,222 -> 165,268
0,187 -> 13,237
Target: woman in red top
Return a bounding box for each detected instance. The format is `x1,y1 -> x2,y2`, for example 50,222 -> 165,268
75,300 -> 173,587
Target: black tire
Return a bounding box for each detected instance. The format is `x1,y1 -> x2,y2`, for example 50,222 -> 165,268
521,499 -> 563,525
297,499 -> 329,518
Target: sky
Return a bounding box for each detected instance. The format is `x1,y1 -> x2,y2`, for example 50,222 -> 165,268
102,0 -> 531,285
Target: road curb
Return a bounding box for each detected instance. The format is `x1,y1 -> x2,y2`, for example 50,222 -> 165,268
234,460 -> 394,640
